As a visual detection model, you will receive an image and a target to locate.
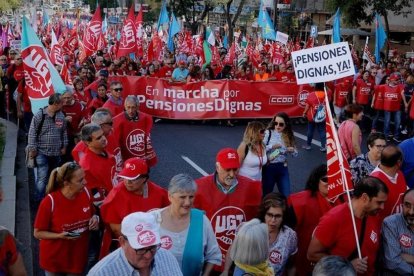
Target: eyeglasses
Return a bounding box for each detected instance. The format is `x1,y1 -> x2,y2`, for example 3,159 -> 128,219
0,58 -> 6,61
259,129 -> 266,134
63,162 -> 79,180
16,58 -> 22,60
10,53 -> 16,55
113,88 -> 123,92
133,244 -> 161,256
320,176 -> 328,183
274,122 -> 285,127
265,212 -> 283,220
100,121 -> 113,127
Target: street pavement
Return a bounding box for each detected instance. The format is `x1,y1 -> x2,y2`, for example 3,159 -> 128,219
19,118 -> 374,275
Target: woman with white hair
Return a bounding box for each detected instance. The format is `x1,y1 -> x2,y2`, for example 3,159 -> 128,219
151,174 -> 221,276
230,218 -> 274,276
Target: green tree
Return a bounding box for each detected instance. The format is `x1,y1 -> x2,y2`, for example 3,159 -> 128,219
169,0 -> 213,35
223,0 -> 246,45
0,0 -> 22,13
327,0 -> 413,59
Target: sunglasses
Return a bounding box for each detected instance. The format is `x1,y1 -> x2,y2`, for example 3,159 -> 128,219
113,88 -> 123,92
274,122 -> 285,127
320,176 -> 328,182
63,162 -> 80,179
265,212 -> 283,219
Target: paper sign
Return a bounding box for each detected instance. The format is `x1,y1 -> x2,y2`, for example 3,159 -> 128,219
275,31 -> 288,45
291,42 -> 355,85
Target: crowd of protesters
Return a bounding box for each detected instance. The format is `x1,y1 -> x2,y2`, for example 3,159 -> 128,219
2,39 -> 414,275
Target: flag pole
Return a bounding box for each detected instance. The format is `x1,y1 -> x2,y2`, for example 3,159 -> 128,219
324,83 -> 362,259
363,36 -> 369,71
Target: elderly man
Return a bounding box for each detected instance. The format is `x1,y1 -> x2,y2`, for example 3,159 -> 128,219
99,157 -> 169,257
72,108 -> 120,166
382,188 -> 414,274
113,95 -> 157,167
79,123 -> 117,206
371,144 -> 408,220
171,60 -> 189,82
102,81 -> 124,117
27,93 -> 68,202
308,176 -> 388,275
194,148 -> 262,274
88,212 -> 182,276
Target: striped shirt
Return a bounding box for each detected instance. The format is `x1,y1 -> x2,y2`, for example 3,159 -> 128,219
382,213 -> 414,275
27,108 -> 68,156
87,248 -> 183,276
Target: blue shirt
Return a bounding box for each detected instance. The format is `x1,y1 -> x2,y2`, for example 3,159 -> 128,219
399,138 -> 414,188
88,248 -> 183,276
172,68 -> 189,82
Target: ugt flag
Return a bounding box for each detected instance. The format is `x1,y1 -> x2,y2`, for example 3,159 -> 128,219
21,17 -> 66,113
325,92 -> 353,201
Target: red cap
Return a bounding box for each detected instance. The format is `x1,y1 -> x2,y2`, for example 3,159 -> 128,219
14,70 -> 24,81
389,73 -> 400,81
216,148 -> 240,169
118,158 -> 148,180
178,60 -> 186,65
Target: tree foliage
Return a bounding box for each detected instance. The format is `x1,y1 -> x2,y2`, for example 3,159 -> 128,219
0,0 -> 22,12
170,0 -> 214,34
223,0 -> 246,45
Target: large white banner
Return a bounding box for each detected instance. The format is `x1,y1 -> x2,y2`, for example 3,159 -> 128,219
291,42 -> 355,85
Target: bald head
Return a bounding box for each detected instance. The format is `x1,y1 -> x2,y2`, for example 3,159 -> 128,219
380,145 -> 403,168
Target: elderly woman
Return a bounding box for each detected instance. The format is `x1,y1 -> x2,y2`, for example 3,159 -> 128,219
151,174 -> 221,276
237,121 -> 268,181
230,218 -> 274,276
34,162 -> 99,275
286,165 -> 341,276
350,132 -> 387,185
257,193 -> 297,276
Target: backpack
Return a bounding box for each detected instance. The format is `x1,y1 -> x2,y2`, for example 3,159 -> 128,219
313,96 -> 326,123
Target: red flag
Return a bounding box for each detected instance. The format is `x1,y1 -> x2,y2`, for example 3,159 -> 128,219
305,37 -> 314,49
326,94 -> 353,201
135,7 -> 144,58
116,5 -> 137,58
60,62 -> 72,85
62,29 -> 78,55
223,42 -> 235,65
50,30 -> 64,66
147,39 -> 154,62
80,6 -> 102,61
97,32 -> 107,51
194,35 -> 205,65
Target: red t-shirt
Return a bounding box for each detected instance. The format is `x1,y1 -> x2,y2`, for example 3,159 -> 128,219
62,101 -> 87,137
354,79 -> 373,105
102,98 -> 124,117
314,203 -> 381,276
17,81 -> 32,112
113,112 -> 157,167
158,66 -> 174,78
334,82 -> 351,108
79,148 -> 117,202
287,191 -> 340,276
34,188 -> 94,274
305,91 -> 325,122
194,174 -> 262,272
74,90 -> 92,106
371,169 -> 407,221
0,227 -> 19,274
100,181 -> 169,225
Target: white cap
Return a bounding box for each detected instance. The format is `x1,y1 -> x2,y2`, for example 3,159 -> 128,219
121,212 -> 160,250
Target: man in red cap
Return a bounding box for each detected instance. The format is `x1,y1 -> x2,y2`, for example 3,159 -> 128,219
380,73 -> 407,142
194,148 -> 262,274
99,157 -> 169,258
